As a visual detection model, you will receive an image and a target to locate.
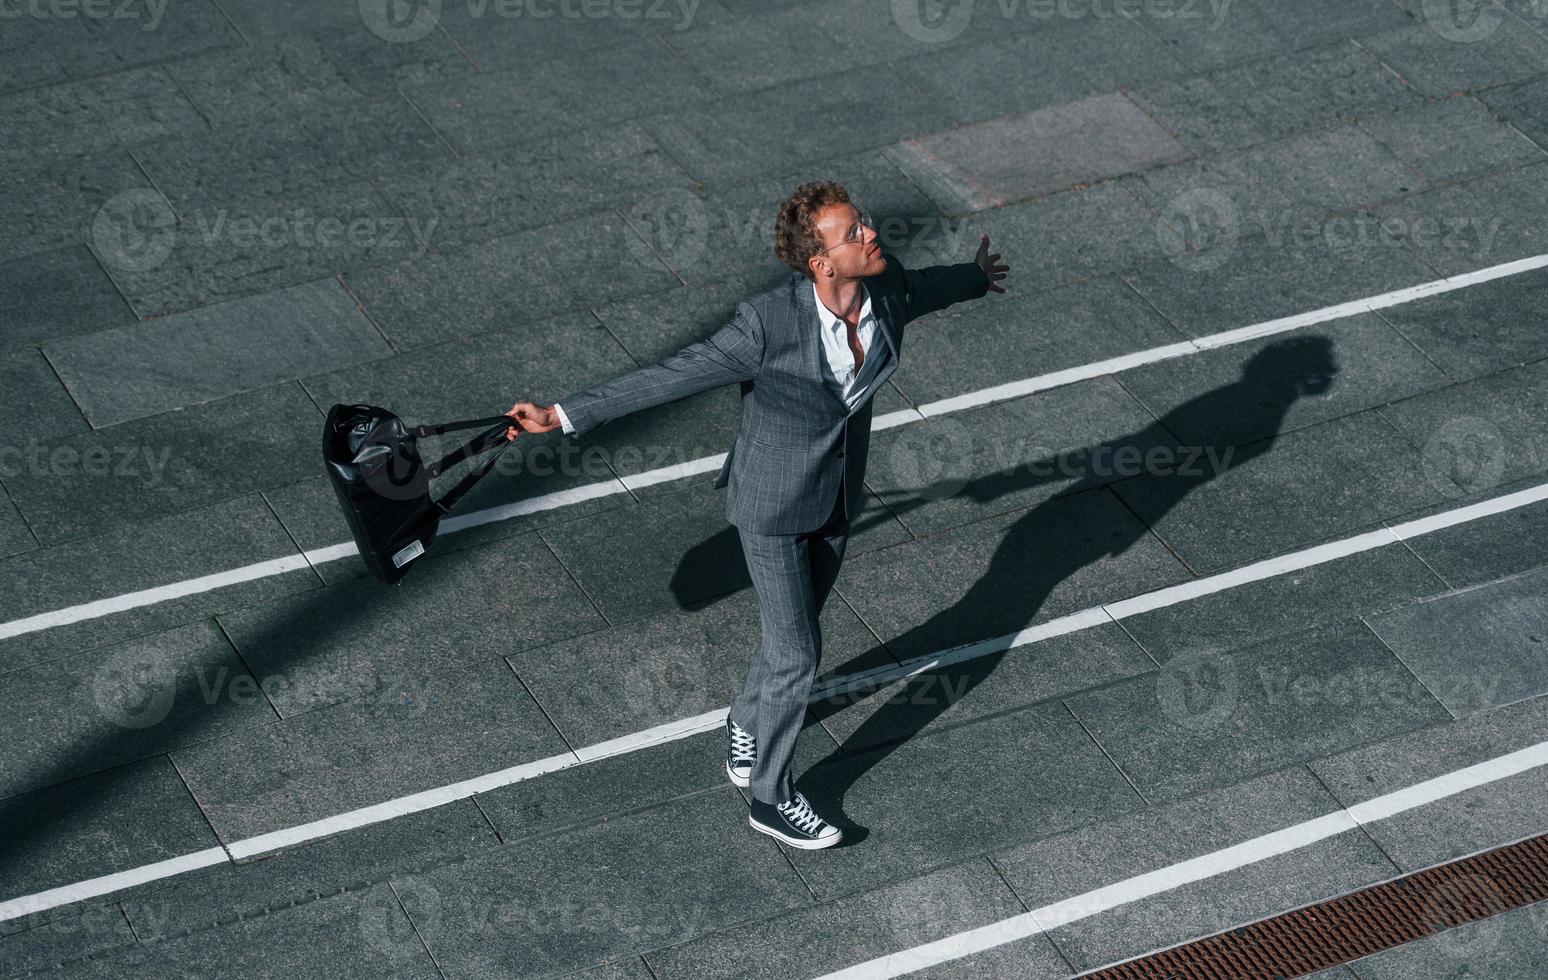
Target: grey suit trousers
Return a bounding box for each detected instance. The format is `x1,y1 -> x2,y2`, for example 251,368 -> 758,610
729,476 -> 850,804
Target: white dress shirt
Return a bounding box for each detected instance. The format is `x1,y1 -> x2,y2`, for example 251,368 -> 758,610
554,279 -> 883,434
812,279 -> 885,413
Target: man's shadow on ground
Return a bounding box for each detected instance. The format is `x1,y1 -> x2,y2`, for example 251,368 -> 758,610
671,336 -> 1338,843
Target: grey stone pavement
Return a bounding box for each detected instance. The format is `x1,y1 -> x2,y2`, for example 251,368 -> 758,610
3,0 -> 1548,976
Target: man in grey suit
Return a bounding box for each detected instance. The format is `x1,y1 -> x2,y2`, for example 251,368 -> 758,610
505,181 -> 1008,848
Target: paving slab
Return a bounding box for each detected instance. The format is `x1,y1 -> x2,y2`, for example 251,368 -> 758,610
786,698 -> 1145,900
865,375 -> 1180,537
1379,357 -> 1548,499
890,11 -> 1188,127
1373,265 -> 1548,383
0,152 -> 151,264
373,126 -> 696,248
640,64 -> 957,184
1068,617 -> 1450,804
0,902 -> 134,979
434,0 -> 706,73
885,92 -> 1192,213
91,181 -> 433,318
131,95 -> 454,211
1358,93 -> 1547,184
171,655 -> 570,843
0,66 -> 207,169
0,348 -> 87,450
645,859 -> 1060,980
911,180 -> 1171,291
120,801 -> 498,942
513,579 -> 887,747
0,756 -> 219,913
992,767 -> 1398,974
217,529 -> 605,718
899,936 -> 1076,980
1117,538 -> 1449,666
1111,409 -> 1457,574
1391,474 -> 1548,588
47,883 -> 441,979
833,485 -> 1189,663
397,790 -> 810,979
0,618 -> 276,800
655,3 -> 854,95
163,28 -> 475,129
404,34 -> 716,157
46,279 -> 390,427
78,0 -> 243,73
1117,314 -> 1450,448
0,494 -> 320,675
1136,0 -> 1414,71
1479,74 -> 1548,149
0,10 -> 117,95
886,274 -> 1183,409
1128,40 -> 1422,154
1119,219 -> 1438,340
1359,16 -> 1548,97
1,381 -> 324,547
0,489 -> 34,562
808,0 -> 1085,66
342,212 -> 679,350
813,620 -> 1154,756
1370,161 -> 1548,275
1310,694 -> 1548,871
1132,125 -> 1422,243
0,246 -> 134,353
1365,566 -> 1548,716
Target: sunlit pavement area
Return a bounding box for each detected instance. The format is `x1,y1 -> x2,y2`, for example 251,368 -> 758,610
3,0 -> 1548,977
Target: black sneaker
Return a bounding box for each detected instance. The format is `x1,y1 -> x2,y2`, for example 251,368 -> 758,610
726,717 -> 756,789
748,792 -> 842,849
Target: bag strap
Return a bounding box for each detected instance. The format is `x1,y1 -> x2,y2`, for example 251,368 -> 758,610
426,417 -> 515,479
408,414 -> 515,439
429,419 -> 518,515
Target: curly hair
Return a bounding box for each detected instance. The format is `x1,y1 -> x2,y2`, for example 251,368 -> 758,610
773,180 -> 853,279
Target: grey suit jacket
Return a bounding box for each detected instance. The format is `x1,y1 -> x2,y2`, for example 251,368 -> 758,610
558,252 -> 991,534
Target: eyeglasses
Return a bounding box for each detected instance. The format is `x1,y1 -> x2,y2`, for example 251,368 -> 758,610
812,210 -> 874,256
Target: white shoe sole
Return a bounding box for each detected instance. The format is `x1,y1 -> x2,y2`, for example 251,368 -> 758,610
725,760 -> 751,789
747,814 -> 843,850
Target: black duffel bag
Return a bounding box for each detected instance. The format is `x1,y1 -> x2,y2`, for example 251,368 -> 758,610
322,403 -> 516,584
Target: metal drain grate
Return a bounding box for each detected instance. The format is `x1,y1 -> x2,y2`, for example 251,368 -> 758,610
1081,833 -> 1548,979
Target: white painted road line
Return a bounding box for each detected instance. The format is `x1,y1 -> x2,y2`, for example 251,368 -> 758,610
810,740 -> 1548,980
2,478 -> 1544,925
3,253 -> 1546,644
0,848 -> 230,926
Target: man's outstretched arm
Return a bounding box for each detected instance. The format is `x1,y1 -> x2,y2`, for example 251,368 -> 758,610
899,233 -> 1010,324
506,299 -> 767,440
